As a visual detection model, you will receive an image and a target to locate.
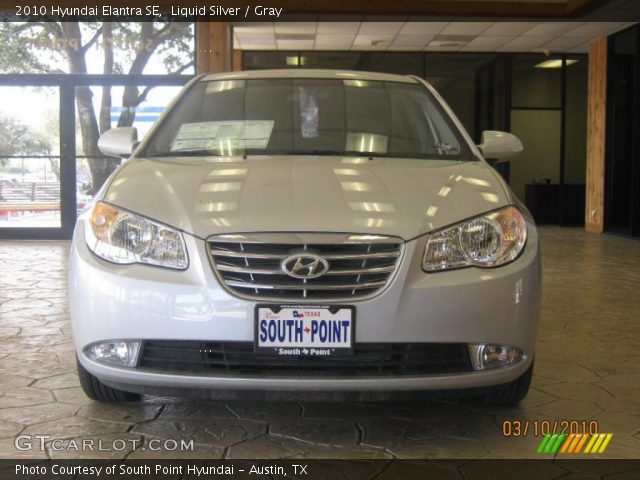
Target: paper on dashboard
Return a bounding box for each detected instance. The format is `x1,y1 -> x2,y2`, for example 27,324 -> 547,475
170,120 -> 274,151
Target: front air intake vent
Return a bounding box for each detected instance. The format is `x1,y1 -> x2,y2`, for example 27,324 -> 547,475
138,341 -> 473,377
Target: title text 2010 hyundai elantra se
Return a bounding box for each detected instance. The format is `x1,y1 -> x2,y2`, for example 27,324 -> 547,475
69,69 -> 540,404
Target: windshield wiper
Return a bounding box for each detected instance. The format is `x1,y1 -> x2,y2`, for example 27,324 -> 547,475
433,142 -> 460,155
147,150 -> 225,158
279,150 -> 384,158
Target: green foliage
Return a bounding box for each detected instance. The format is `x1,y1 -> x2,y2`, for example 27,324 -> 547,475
0,23 -> 56,73
0,21 -> 194,75
0,116 -> 52,157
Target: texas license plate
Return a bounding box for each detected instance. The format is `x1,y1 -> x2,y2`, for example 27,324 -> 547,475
255,305 -> 355,356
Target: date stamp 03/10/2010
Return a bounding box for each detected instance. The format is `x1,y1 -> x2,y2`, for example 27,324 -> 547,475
502,419 -> 600,437
502,419 -> 614,455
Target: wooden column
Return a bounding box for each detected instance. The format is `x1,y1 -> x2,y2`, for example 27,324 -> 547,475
585,37 -> 607,233
232,50 -> 243,71
196,22 -> 231,74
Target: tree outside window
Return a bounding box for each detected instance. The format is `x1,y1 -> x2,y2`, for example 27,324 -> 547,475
0,22 -> 194,192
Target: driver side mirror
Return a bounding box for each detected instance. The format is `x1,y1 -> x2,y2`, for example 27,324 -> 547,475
98,127 -> 138,158
478,131 -> 523,161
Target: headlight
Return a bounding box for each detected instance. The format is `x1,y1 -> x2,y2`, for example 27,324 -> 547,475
85,202 -> 188,269
423,206 -> 527,272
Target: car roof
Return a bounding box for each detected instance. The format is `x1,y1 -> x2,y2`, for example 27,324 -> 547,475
200,69 -> 419,84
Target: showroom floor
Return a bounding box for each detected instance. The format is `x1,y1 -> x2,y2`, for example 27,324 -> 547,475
0,227 -> 639,460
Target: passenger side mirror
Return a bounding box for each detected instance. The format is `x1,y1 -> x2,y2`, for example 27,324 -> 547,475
98,127 -> 138,158
478,131 -> 523,161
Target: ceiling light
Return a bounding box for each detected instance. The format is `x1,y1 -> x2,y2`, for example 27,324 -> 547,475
275,33 -> 316,41
535,59 -> 578,69
429,42 -> 463,48
428,35 -> 474,49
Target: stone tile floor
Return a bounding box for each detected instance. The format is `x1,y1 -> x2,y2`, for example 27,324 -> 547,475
0,227 -> 639,459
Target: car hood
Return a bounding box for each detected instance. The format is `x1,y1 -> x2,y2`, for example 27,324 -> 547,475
102,155 -> 512,240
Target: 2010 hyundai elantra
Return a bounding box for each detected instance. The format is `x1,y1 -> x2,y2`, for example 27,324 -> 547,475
69,69 -> 540,404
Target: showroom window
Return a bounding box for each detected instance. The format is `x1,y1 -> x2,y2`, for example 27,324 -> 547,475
0,22 -> 195,239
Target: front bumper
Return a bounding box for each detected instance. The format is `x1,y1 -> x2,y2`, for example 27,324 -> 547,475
69,218 -> 541,393
82,355 -> 532,394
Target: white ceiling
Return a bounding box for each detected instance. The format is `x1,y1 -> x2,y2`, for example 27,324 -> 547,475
233,21 -> 636,53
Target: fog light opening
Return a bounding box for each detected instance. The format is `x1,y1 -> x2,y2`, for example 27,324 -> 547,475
469,344 -> 524,370
86,340 -> 141,367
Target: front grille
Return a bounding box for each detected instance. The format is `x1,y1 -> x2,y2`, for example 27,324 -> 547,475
138,341 -> 472,377
208,236 -> 403,300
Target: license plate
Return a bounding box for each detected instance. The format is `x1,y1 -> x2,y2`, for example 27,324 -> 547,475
255,304 -> 355,356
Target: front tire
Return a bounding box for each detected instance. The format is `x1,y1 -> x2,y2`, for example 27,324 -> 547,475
77,359 -> 140,402
482,363 -> 533,406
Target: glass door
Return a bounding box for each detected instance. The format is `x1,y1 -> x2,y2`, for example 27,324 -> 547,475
0,85 -> 61,229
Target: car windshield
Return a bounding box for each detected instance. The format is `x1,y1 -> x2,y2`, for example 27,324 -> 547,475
143,77 -> 474,160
